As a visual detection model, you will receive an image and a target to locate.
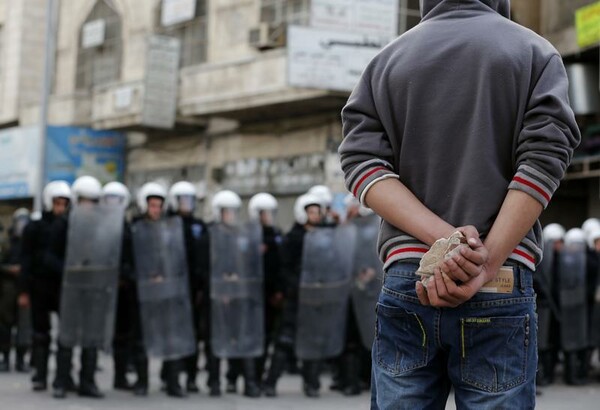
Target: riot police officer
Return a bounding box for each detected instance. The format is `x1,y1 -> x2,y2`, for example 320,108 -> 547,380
210,190 -> 264,398
0,208 -> 31,372
131,182 -> 195,398
263,193 -> 323,397
535,223 -> 565,386
102,182 -> 137,392
54,175 -> 108,399
248,193 -> 284,386
559,228 -> 589,385
20,181 -> 71,392
168,181 -> 209,393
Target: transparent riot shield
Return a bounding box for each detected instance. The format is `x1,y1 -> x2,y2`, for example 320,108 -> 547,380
58,204 -> 124,350
558,242 -> 588,352
132,216 -> 196,360
295,224 -> 356,360
351,215 -> 383,350
209,222 -> 264,358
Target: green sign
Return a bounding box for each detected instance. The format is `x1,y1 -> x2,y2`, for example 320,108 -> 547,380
576,1 -> 600,48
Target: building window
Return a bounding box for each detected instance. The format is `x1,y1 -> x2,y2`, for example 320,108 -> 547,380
259,0 -> 311,27
157,0 -> 207,68
75,0 -> 122,90
398,0 -> 420,34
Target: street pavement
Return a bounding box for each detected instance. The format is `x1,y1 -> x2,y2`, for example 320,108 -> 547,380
1,353 -> 600,409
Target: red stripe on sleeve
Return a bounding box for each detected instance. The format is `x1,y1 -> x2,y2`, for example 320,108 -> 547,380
512,176 -> 551,203
352,166 -> 389,197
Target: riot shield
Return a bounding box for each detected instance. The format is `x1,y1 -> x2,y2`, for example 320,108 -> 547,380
351,215 -> 383,350
591,264 -> 600,347
536,242 -> 557,351
209,222 -> 264,359
295,224 -> 356,360
558,242 -> 588,352
132,216 -> 196,360
58,204 -> 124,350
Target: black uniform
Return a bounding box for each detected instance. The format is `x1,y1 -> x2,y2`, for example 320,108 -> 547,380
0,225 -> 29,371
180,215 -> 210,391
112,221 -> 144,391
20,212 -> 69,391
263,223 -> 321,395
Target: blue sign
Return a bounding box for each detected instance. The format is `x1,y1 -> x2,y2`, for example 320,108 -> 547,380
45,126 -> 126,185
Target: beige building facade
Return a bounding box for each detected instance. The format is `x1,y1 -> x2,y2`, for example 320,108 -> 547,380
0,0 -> 596,230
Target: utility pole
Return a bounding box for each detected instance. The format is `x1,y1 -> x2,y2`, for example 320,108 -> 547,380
34,0 -> 58,213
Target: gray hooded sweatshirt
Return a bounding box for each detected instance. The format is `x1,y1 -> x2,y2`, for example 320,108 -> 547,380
339,0 -> 580,271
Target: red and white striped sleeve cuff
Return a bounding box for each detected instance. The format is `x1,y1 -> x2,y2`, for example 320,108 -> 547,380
346,159 -> 399,206
508,165 -> 558,209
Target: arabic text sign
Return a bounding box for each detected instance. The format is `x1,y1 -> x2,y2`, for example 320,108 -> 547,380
576,1 -> 600,48
82,19 -> 106,49
311,0 -> 398,37
288,25 -> 390,92
142,35 -> 180,129
0,126 -> 41,199
45,126 -> 126,185
161,0 -> 197,26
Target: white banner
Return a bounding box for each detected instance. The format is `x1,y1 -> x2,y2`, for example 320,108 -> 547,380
0,126 -> 41,199
82,19 -> 106,48
142,35 -> 181,129
161,0 -> 197,26
311,0 -> 398,37
288,25 -> 390,92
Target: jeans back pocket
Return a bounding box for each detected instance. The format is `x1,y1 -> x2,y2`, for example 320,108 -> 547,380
460,315 -> 530,392
375,302 -> 428,376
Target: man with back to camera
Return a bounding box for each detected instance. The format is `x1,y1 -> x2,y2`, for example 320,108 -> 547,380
339,0 -> 580,408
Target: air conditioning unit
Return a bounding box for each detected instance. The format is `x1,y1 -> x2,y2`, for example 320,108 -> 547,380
248,23 -> 286,50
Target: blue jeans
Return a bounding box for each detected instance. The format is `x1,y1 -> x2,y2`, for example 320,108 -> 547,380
371,263 -> 537,410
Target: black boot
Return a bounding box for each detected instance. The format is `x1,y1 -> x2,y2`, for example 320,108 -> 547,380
537,350 -> 553,386
132,354 -> 148,396
302,360 -> 321,398
185,353 -> 199,393
0,350 -> 9,372
113,347 -> 132,390
52,345 -> 73,399
564,352 -> 586,386
342,353 -> 361,396
31,342 -> 49,391
243,358 -> 261,398
207,350 -> 221,397
165,360 -> 186,398
16,347 -> 30,373
78,348 -> 104,398
263,348 -> 287,397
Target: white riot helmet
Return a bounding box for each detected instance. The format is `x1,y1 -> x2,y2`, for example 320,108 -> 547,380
582,218 -> 600,239
71,175 -> 102,203
308,185 -> 333,209
212,190 -> 242,223
102,181 -> 131,208
248,193 -> 278,221
42,180 -> 71,211
564,228 -> 587,246
13,208 -> 30,219
542,223 -> 566,243
12,208 -> 30,237
294,193 -> 321,225
137,182 -> 167,214
168,181 -> 197,213
588,228 -> 600,250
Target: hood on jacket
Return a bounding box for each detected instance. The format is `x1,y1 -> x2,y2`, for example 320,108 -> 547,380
420,0 -> 510,19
